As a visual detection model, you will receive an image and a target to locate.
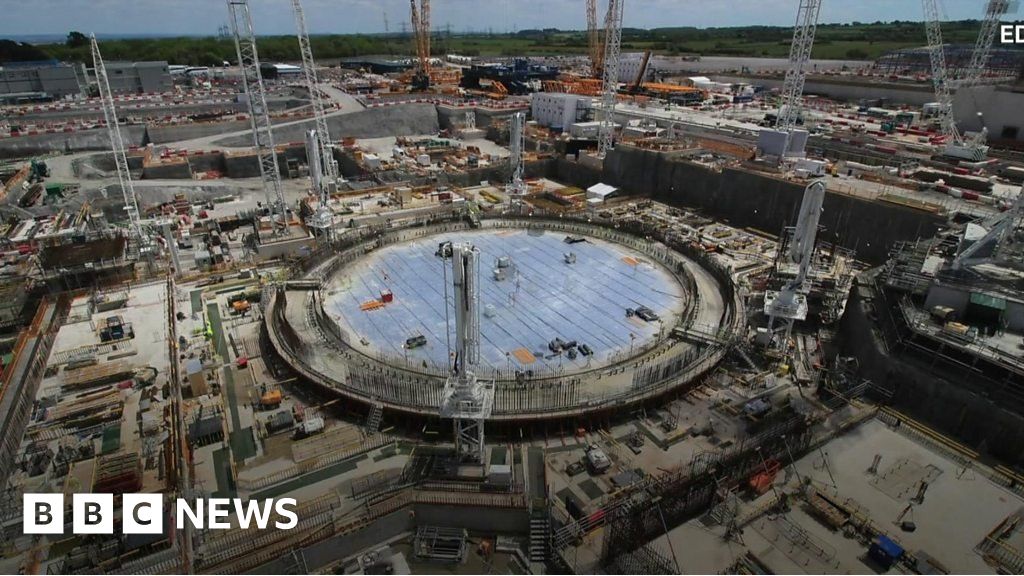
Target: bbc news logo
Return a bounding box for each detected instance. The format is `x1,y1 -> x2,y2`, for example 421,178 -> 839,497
1002,25 -> 1024,44
24,494 -> 298,534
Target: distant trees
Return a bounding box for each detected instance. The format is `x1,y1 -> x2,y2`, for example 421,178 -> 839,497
66,31 -> 89,48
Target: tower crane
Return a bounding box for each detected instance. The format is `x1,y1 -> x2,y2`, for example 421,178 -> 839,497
291,0 -> 340,233
409,0 -> 431,91
775,0 -> 822,134
922,0 -> 1013,161
90,34 -> 145,247
597,0 -> 624,158
228,0 -> 287,234
763,180 -> 825,349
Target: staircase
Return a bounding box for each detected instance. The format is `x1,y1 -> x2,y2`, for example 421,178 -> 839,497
528,513 -> 549,563
365,403 -> 383,435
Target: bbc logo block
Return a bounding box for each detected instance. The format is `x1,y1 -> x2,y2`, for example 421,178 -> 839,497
23,494 -> 297,535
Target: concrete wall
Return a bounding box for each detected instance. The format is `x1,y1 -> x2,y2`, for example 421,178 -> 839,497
565,146 -> 947,264
142,161 -> 192,180
712,74 -> 937,106
147,120 -> 250,145
0,125 -> 147,159
213,103 -> 441,148
954,85 -> 1024,143
413,503 -> 529,534
839,285 -> 1024,466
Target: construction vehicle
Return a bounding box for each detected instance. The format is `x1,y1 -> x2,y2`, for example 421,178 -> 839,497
259,388 -> 283,409
29,158 -> 50,182
748,458 -> 782,495
628,50 -> 652,94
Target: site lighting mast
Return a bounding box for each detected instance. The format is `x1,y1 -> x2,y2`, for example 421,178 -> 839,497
764,180 -> 825,349
228,0 -> 288,234
506,112 -> 526,212
439,243 -> 495,463
292,0 -> 339,194
776,0 -> 822,134
91,34 -> 145,247
597,0 -> 624,158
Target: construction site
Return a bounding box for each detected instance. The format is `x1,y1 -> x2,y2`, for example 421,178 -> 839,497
0,0 -> 1023,574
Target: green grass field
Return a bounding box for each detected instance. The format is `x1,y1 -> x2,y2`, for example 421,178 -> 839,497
1,20 -> 992,67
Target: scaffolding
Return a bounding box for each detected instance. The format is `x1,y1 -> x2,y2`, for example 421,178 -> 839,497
597,416 -> 812,566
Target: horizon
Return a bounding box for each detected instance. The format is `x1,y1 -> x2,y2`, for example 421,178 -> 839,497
0,0 -> 996,39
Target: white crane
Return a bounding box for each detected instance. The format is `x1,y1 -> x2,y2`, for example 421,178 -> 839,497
506,112 -> 526,212
952,184 -> 1024,270
291,0 -> 340,197
90,34 -> 144,246
228,0 -> 288,233
764,180 -> 825,349
597,0 -> 624,158
922,0 -> 1013,161
775,0 -> 822,134
958,0 -> 1015,90
439,243 -> 494,463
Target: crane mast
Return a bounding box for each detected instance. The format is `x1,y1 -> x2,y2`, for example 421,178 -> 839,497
586,0 -> 602,77
291,0 -> 339,193
597,0 -> 624,158
228,0 -> 287,232
506,112 -> 526,212
91,34 -> 144,245
922,0 -> 1012,161
776,0 -> 822,133
439,243 -> 494,463
922,0 -> 964,148
409,0 -> 431,91
959,0 -> 1014,90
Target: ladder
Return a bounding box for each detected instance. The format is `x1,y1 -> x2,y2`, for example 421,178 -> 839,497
528,513 -> 549,563
365,403 -> 383,434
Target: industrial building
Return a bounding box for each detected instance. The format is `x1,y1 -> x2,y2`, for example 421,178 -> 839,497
101,61 -> 172,94
530,92 -> 594,131
0,60 -> 83,101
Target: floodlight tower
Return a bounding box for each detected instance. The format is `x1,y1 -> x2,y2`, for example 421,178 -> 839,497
506,112 -> 526,212
228,0 -> 287,233
91,34 -> 145,247
596,0 -> 624,158
764,180 -> 825,349
439,243 -> 495,463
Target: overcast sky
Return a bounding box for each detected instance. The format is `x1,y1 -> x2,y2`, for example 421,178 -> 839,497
0,0 -> 993,37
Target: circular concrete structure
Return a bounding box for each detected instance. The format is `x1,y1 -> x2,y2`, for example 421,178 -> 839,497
321,228 -> 687,375
265,216 -> 742,421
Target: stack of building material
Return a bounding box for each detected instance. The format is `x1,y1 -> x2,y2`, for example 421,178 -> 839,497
92,451 -> 142,494
62,360 -> 133,391
46,387 -> 123,428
